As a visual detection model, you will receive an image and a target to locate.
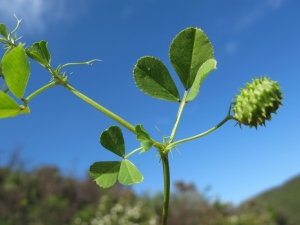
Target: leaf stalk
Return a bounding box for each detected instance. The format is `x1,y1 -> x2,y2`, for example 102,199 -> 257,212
169,90 -> 189,144
168,114 -> 233,149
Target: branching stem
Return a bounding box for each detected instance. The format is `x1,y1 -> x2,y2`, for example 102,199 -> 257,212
25,82 -> 58,103
168,114 -> 233,149
65,83 -> 137,135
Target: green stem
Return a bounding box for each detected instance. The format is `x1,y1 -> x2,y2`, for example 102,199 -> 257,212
25,82 -> 58,102
124,147 -> 142,158
169,90 -> 189,143
57,59 -> 101,72
168,115 -> 233,149
161,153 -> 170,225
11,15 -> 22,34
65,83 -> 137,134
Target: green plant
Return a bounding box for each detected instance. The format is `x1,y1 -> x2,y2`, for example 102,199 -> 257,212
0,16 -> 283,225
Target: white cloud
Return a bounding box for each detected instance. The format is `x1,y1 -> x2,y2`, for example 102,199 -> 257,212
235,6 -> 264,30
0,0 -> 87,34
267,0 -> 284,9
225,41 -> 238,55
235,0 -> 285,30
121,6 -> 134,18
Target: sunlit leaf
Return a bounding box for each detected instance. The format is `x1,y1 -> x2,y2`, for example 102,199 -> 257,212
89,161 -> 121,188
133,56 -> 180,102
2,44 -> 30,98
0,24 -> 8,37
100,126 -> 125,157
186,59 -> 217,101
25,40 -> 51,67
169,27 -> 214,89
118,159 -> 143,185
0,91 -> 26,118
140,140 -> 153,153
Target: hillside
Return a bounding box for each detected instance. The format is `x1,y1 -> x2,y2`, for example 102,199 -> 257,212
243,174 -> 300,224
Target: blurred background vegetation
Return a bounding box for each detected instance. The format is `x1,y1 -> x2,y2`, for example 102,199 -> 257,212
0,148 -> 299,225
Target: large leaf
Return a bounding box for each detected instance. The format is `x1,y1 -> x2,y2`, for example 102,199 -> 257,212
186,59 -> 217,101
100,126 -> 125,157
0,24 -> 8,37
0,91 -> 29,118
89,161 -> 121,188
118,159 -> 143,185
25,40 -> 51,67
2,44 -> 30,98
169,27 -> 214,89
135,124 -> 153,153
133,56 -> 180,102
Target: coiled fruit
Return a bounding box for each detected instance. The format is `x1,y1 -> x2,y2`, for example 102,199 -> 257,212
232,77 -> 283,128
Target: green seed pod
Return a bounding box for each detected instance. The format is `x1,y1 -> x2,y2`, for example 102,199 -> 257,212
232,76 -> 283,128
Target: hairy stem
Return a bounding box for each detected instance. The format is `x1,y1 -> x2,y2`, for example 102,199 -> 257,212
169,90 -> 189,144
161,153 -> 170,225
168,115 -> 233,149
65,83 -> 137,134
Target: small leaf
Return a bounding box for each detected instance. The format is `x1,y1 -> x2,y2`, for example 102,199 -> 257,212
133,56 -> 180,102
118,159 -> 143,185
169,27 -> 214,89
2,44 -> 30,98
140,140 -> 153,153
0,91 -> 25,118
135,124 -> 151,141
135,124 -> 153,152
89,161 -> 121,188
0,24 -> 8,37
186,59 -> 217,101
100,126 -> 125,157
25,40 -> 51,67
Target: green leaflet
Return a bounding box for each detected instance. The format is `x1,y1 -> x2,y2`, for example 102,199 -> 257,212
133,56 -> 180,102
118,159 -> 144,185
89,159 -> 144,188
91,126 -> 144,188
90,161 -> 121,188
0,24 -> 8,37
2,44 -> 30,98
169,27 -> 214,89
0,91 -> 30,118
25,40 -> 51,68
186,59 -> 217,101
100,126 -> 125,157
135,124 -> 153,153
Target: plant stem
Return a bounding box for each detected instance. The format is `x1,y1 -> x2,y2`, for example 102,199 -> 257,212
168,115 -> 233,149
25,82 -> 58,102
124,147 -> 142,158
57,59 -> 101,72
169,90 -> 189,144
161,153 -> 170,225
65,83 -> 137,135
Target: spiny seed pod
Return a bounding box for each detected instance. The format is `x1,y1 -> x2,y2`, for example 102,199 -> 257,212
232,76 -> 283,128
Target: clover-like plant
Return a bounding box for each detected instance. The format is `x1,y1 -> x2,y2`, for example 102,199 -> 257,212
0,16 -> 283,225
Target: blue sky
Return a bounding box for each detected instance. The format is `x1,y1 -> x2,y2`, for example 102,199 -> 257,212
0,0 -> 299,205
